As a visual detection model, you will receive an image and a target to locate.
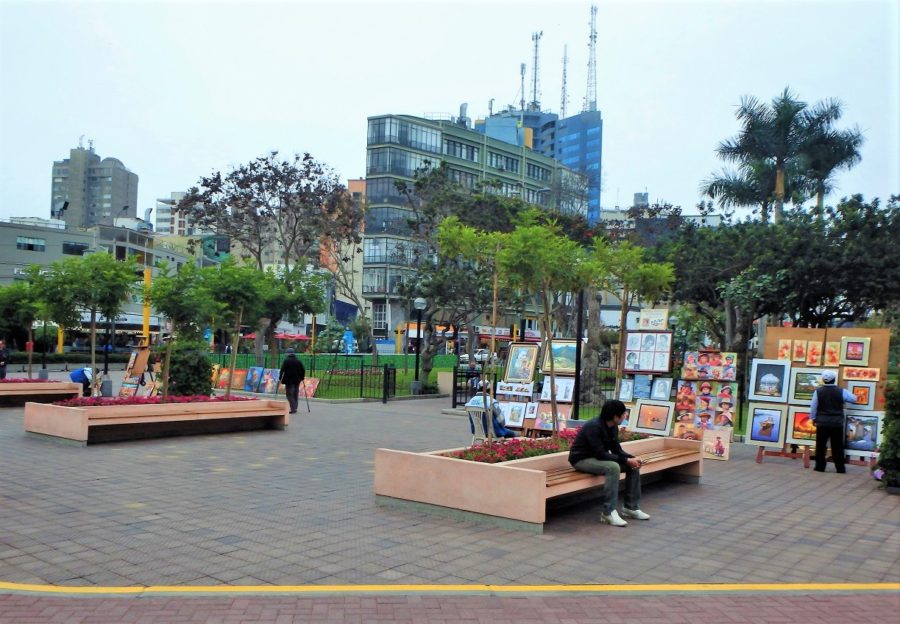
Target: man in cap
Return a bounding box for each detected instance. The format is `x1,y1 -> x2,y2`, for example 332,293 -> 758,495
810,369 -> 857,473
279,348 -> 306,414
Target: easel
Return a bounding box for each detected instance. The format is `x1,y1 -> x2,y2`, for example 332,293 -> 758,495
119,340 -> 152,398
756,444 -> 811,469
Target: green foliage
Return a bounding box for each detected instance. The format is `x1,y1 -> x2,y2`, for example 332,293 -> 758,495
0,282 -> 39,342
148,262 -> 216,341
165,341 -> 213,396
314,318 -> 351,353
875,383 -> 900,487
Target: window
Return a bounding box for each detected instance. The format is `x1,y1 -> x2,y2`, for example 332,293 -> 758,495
488,152 -> 519,172
367,118 -> 440,153
447,168 -> 478,188
526,163 -> 551,182
372,302 -> 387,330
16,236 -> 45,252
62,241 -> 89,255
365,177 -> 408,205
442,139 -> 479,162
366,148 -> 433,177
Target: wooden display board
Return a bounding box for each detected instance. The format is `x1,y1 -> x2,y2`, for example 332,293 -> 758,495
118,344 -> 152,398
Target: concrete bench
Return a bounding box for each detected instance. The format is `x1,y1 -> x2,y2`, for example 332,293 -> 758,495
0,382 -> 81,405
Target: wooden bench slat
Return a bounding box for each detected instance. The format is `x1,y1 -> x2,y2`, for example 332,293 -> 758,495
545,447 -> 700,486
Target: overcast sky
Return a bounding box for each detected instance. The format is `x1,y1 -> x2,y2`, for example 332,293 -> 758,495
0,0 -> 897,223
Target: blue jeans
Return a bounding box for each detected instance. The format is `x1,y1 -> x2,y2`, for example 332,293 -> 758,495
572,458 -> 641,515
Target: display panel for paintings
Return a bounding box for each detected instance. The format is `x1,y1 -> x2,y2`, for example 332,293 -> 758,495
623,332 -> 672,373
681,350 -> 737,381
674,380 -> 737,429
746,402 -> 788,449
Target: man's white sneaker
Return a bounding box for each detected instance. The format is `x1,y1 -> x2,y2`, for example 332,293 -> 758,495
600,510 -> 628,527
621,508 -> 651,521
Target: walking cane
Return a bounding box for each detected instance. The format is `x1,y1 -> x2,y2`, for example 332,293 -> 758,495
301,380 -> 311,413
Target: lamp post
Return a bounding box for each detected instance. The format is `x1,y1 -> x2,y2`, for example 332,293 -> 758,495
412,297 -> 427,394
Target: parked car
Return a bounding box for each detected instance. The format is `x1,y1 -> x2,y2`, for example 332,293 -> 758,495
458,349 -> 498,365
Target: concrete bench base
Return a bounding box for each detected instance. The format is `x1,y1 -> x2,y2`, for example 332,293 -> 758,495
23,399 -> 289,445
0,382 -> 81,406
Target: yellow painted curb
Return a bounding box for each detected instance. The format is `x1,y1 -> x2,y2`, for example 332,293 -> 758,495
0,581 -> 898,596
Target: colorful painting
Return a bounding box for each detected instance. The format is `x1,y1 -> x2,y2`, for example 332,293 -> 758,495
672,422 -> 702,441
211,363 -> 221,385
777,339 -> 792,361
746,403 -> 788,448
623,332 -> 672,373
244,367 -> 264,392
682,350 -> 736,381
845,411 -> 884,457
540,377 -> 575,403
638,308 -> 669,330
823,341 -> 841,367
119,382 -> 138,398
618,378 -> 635,402
786,406 -> 816,445
631,399 -> 675,436
840,336 -> 871,366
843,367 -> 880,382
748,359 -> 791,403
216,368 -> 232,390
504,343 -> 539,383
792,340 -> 807,362
259,368 -> 280,394
632,375 -> 652,400
805,341 -> 823,366
534,402 -> 571,431
675,380 -> 696,412
299,377 -> 319,398
505,402 -> 527,428
540,340 -> 579,375
651,377 -> 673,401
702,428 -> 731,461
788,368 -> 824,405
846,381 -> 876,411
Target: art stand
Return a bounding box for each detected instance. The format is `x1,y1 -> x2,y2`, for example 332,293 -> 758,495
755,444 -> 811,469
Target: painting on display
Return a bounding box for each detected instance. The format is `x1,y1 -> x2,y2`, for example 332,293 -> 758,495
681,351 -> 737,381
791,340 -> 807,362
541,340 -> 579,375
787,368 -> 825,406
632,375 -> 653,400
675,380 -> 696,412
534,402 -> 572,431
244,367 -> 264,392
119,382 -> 139,398
843,367 -> 880,382
523,401 -> 539,422
672,421 -> 702,441
823,341 -> 841,367
651,377 -> 673,401
618,378 -> 634,402
702,428 -> 731,461
300,377 -> 320,398
497,381 -> 534,397
623,332 -> 672,373
746,403 -> 788,448
846,381 -> 876,411
845,411 -> 884,457
638,308 -> 669,330
748,359 -> 791,403
211,364 -> 221,385
786,406 -> 816,445
805,341 -> 823,366
777,339 -> 792,361
540,377 -> 575,403
504,343 -> 540,383
631,400 -> 675,436
259,369 -> 280,394
216,368 -> 232,390
505,402 -> 528,428
230,369 -> 248,390
839,337 -> 871,367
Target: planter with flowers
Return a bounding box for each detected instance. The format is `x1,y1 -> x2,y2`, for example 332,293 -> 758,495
374,428 -> 701,531
0,378 -> 81,405
872,382 -> 899,494
24,394 -> 288,445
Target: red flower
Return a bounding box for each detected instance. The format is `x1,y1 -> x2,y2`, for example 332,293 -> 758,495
52,395 -> 255,408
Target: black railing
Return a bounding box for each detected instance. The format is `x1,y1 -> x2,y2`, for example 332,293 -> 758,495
360,364 -> 396,403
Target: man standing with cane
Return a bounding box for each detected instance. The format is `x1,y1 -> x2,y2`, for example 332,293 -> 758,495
279,348 -> 306,415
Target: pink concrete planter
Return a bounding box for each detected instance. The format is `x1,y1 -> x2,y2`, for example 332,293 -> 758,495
374,437 -> 702,528
24,399 -> 289,444
0,382 -> 81,403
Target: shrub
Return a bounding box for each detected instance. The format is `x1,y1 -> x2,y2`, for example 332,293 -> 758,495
165,341 -> 213,396
873,382 -> 899,488
443,428 -> 649,463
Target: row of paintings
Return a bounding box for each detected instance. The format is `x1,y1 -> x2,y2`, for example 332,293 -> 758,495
620,399 -> 732,461
212,365 -> 320,397
777,336 -> 871,367
496,401 -> 570,431
746,402 -> 884,457
618,376 -> 672,403
504,342 -> 580,383
681,351 -> 737,381
749,359 -> 880,406
624,332 -> 673,374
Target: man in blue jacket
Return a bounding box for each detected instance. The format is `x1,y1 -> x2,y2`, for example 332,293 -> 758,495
568,399 -> 650,527
810,369 -> 857,473
465,391 -> 516,438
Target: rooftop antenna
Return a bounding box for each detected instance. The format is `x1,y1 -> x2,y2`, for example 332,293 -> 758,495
78,135 -> 84,149
519,63 -> 526,112
488,98 -> 494,116
88,139 -> 94,151
583,4 -> 598,112
529,31 -> 543,112
560,44 -> 569,118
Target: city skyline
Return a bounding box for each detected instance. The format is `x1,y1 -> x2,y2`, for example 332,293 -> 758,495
0,0 -> 897,222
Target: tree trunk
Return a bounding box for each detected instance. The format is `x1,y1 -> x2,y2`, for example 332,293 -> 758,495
225,306 -> 243,398
615,286 -> 630,387
541,287 -> 560,437
161,337 -> 173,399
774,164 -> 785,223
580,289 -> 603,408
26,328 -> 33,379
89,311 -> 98,396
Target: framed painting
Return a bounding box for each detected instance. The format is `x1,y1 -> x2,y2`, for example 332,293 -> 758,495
823,341 -> 841,367
840,336 -> 871,366
746,402 -> 788,448
260,369 -> 280,394
651,377 -> 673,401
617,378 -> 635,402
504,343 -> 540,383
230,368 -> 248,390
846,380 -> 876,411
638,308 -> 669,330
632,374 -> 653,400
505,402 -> 527,428
540,376 -> 575,403
787,367 -> 824,406
672,422 -> 702,441
805,341 -> 823,367
777,339 -> 792,361
702,428 -> 730,461
791,340 -> 807,362
843,367 -> 880,382
675,380 -> 696,412
534,402 -> 572,431
244,367 -> 264,392
216,368 -> 232,389
211,363 -> 221,385
626,333 -> 642,351
631,399 -> 675,436
845,411 -> 884,457
624,350 -> 640,371
786,406 -> 816,445
748,359 -> 791,403
541,340 -> 579,375
682,351 -> 700,379
497,381 -> 534,397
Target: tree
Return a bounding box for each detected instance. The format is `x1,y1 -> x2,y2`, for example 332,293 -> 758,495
802,126 -> 864,213
0,282 -> 39,376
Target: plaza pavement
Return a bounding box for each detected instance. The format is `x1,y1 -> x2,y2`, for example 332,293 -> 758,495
0,379 -> 897,622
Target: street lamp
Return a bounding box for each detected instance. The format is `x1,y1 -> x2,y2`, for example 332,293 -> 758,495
412,297 -> 427,394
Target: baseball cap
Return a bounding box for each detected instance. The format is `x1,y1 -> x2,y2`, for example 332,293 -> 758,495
821,370 -> 836,383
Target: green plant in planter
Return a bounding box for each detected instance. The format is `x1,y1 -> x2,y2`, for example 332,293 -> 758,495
165,341 -> 213,397
873,382 -> 899,489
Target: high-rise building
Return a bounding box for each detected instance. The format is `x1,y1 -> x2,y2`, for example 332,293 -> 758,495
155,191 -> 199,236
50,144 -> 138,228
364,113 -> 586,340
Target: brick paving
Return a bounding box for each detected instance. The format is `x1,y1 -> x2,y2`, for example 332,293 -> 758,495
0,388 -> 898,622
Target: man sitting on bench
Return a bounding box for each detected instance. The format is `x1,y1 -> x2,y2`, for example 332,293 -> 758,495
568,399 -> 651,527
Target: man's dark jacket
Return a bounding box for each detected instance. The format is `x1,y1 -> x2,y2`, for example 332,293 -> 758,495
568,417 -> 634,468
279,355 -> 306,384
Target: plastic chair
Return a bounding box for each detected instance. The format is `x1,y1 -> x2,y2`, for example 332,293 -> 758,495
466,407 -> 491,445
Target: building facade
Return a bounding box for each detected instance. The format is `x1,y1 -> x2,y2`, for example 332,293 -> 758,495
51,145 -> 138,228
364,113 -> 587,341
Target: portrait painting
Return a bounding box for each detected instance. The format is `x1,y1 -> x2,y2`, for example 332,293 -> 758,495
746,403 -> 787,448
788,368 -> 824,405
211,363 -> 221,385
792,340 -> 807,362
618,378 -> 635,402
805,341 -> 823,366
541,340 -> 579,375
675,381 -> 696,411
748,359 -> 791,403
216,367 -> 232,389
624,350 -> 639,371
524,401 -> 539,420
777,339 -> 792,361
786,406 -> 816,445
651,377 -> 673,401
844,411 -> 883,457
702,428 -> 730,461
682,351 -> 700,379
655,333 -> 671,352
846,381 -> 876,411
641,333 -> 657,351
631,399 -> 675,436
653,352 -> 670,372
843,367 -> 880,382
840,336 -> 871,366
626,333 -> 642,351
260,368 -> 280,394
823,341 -> 841,367
540,376 -> 575,403
244,366 -> 264,392
672,422 -> 701,441
639,351 -> 655,372
504,343 -> 540,383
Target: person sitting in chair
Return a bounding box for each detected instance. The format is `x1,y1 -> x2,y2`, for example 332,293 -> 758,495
465,391 -> 516,438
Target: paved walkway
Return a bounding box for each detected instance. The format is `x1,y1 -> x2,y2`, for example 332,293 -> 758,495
0,392 -> 897,622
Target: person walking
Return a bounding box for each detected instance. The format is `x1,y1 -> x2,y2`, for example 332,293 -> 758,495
0,340 -> 9,380
810,369 -> 857,473
279,348 -> 306,414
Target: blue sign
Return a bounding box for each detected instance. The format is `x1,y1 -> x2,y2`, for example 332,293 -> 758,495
203,327 -> 212,341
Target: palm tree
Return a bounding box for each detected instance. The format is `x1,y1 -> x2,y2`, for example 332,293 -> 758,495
701,158 -> 805,222
801,126 -> 864,213
715,88 -> 847,222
